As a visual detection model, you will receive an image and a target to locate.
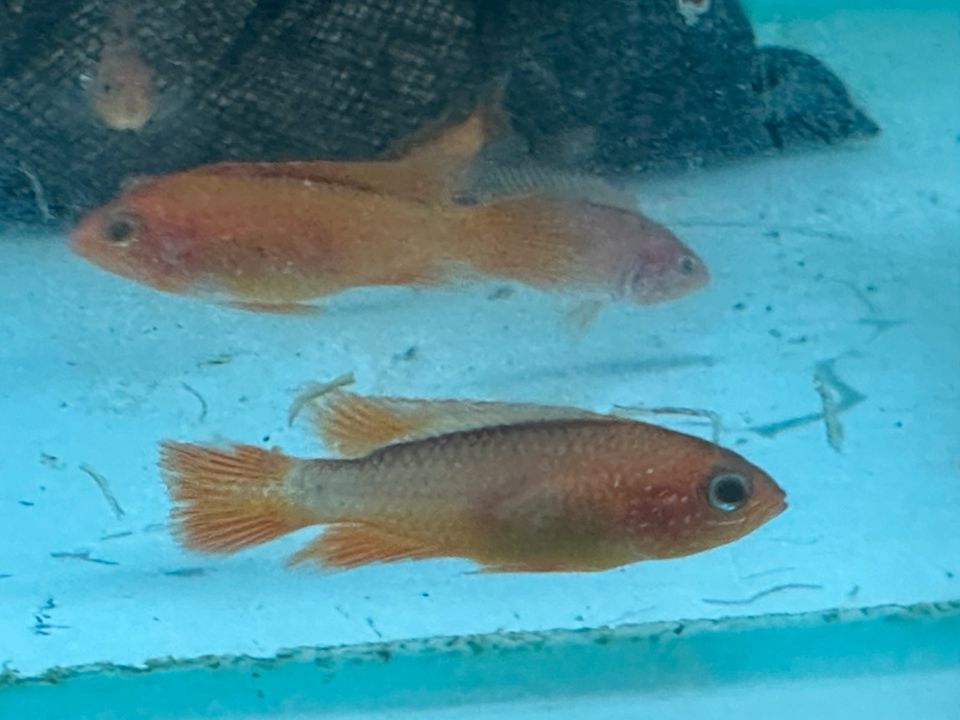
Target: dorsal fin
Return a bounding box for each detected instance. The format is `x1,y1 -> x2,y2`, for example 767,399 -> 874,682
288,381 -> 607,457
184,79 -> 510,206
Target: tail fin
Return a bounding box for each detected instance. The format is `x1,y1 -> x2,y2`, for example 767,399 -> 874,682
159,441 -> 315,554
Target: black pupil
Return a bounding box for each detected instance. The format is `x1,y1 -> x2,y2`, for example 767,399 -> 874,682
679,256 -> 696,274
715,477 -> 746,505
106,218 -> 134,242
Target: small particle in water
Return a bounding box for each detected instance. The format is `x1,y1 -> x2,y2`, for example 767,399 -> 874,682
163,567 -> 206,577
18,500 -> 34,507
732,302 -> 745,311
40,453 -> 65,469
488,286 -> 514,301
198,353 -> 234,367
764,229 -> 780,239
392,345 -> 418,363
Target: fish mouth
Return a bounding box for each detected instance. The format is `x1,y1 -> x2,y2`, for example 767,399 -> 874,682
768,497 -> 788,520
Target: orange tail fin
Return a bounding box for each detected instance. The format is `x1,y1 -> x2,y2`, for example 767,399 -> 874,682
159,442 -> 315,554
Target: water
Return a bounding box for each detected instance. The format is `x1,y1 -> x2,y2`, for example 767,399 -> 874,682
1,1 -> 958,718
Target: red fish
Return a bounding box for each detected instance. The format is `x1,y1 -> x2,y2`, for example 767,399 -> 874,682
160,390 -> 786,573
71,97 -> 708,315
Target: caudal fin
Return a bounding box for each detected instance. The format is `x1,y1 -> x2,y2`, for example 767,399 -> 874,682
159,441 -> 315,554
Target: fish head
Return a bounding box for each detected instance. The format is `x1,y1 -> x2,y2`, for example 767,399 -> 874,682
613,210 -> 710,304
620,439 -> 786,558
92,49 -> 154,131
70,185 -> 201,295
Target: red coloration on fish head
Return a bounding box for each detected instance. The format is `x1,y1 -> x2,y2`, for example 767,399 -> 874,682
611,437 -> 786,558
584,203 -> 709,304
70,180 -> 208,295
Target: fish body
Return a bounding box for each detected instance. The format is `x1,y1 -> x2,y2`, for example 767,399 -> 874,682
71,86 -> 708,311
161,392 -> 786,572
70,165 -> 707,311
91,3 -> 154,131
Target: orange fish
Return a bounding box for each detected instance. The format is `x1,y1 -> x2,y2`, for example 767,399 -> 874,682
160,390 -> 786,572
90,2 -> 155,131
70,97 -> 708,315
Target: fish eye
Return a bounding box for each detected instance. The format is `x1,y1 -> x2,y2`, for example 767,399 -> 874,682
707,472 -> 752,512
104,211 -> 140,244
678,255 -> 698,274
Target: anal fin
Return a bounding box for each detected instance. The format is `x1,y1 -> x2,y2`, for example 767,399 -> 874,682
223,300 -> 323,315
287,523 -> 441,569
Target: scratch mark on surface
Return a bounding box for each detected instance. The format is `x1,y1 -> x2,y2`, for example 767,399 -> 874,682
496,355 -> 717,386
366,617 -> 383,639
288,372 -> 356,426
602,606 -> 657,625
825,277 -> 906,341
614,404 -> 723,443
100,530 -> 134,541
180,382 -> 208,423
16,162 -> 53,221
50,550 -> 119,566
162,567 -> 206,577
672,219 -> 853,243
750,358 -> 865,439
80,463 -> 125,519
768,535 -> 823,546
813,362 -> 845,452
742,566 -> 796,580
701,583 -> 824,606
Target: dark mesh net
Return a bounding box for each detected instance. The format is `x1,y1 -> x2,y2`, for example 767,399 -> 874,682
0,0 -> 879,227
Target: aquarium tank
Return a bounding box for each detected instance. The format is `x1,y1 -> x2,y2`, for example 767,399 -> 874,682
0,0 -> 958,718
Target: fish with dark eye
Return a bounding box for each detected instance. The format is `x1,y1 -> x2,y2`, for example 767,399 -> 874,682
90,2 -> 155,131
160,389 -> 786,573
69,98 -> 709,318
